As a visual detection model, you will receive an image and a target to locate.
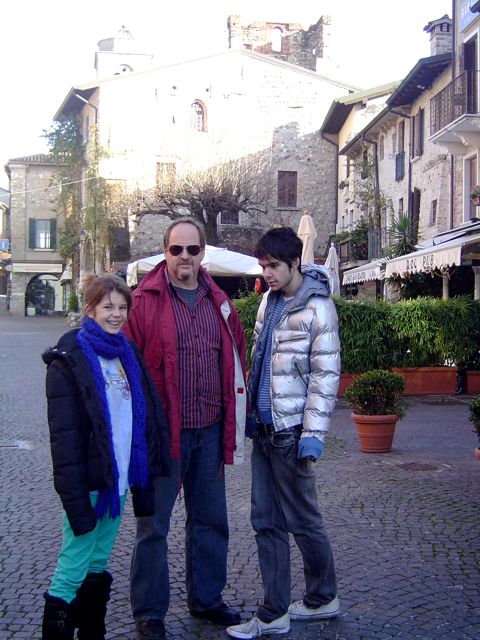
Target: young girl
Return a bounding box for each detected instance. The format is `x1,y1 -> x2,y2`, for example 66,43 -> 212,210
41,275 -> 169,640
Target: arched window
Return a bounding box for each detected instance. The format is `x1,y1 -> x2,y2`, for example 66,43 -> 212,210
191,101 -> 207,132
271,27 -> 282,52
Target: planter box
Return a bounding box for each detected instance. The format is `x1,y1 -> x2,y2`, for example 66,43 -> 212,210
391,366 -> 457,396
338,373 -> 356,397
463,371 -> 480,395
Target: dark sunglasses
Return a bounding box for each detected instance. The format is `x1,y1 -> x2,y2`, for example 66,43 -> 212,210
167,244 -> 202,257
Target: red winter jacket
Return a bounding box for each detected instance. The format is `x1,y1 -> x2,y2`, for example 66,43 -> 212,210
123,261 -> 247,465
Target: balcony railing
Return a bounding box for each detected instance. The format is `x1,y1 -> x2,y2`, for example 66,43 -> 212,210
430,70 -> 478,136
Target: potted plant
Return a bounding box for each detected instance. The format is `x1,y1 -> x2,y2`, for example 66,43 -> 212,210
344,369 -> 405,453
471,186 -> 480,206
468,396 -> 480,460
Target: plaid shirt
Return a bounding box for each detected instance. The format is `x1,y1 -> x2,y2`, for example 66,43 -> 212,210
169,282 -> 222,429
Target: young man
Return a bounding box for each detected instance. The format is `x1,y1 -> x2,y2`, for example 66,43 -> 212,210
124,219 -> 247,640
227,226 -> 340,639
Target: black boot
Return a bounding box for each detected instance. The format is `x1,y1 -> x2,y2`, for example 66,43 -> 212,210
76,571 -> 113,640
42,593 -> 77,640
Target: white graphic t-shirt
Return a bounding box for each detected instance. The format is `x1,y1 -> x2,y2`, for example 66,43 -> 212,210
98,356 -> 133,495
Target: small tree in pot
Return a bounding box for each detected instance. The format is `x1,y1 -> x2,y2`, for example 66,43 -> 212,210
344,370 -> 405,453
468,396 -> 480,460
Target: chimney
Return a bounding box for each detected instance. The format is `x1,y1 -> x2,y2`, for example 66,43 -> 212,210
423,15 -> 453,57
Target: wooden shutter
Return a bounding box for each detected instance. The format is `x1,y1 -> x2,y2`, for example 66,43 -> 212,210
50,218 -> 57,249
28,219 -> 36,249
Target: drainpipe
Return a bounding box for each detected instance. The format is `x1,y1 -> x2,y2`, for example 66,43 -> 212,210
321,131 -> 339,238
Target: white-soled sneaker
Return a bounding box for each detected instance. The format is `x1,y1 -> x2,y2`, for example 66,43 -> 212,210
226,613 -> 290,639
288,596 -> 340,620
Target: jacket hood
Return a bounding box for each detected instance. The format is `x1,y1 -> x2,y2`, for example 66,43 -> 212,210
300,264 -> 335,297
42,329 -> 79,365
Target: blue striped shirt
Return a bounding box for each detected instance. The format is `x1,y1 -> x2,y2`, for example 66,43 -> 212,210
256,295 -> 288,423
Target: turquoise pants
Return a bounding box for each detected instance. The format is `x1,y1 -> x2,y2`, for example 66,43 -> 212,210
49,493 -> 127,603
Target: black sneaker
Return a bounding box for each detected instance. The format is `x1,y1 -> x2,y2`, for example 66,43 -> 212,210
190,603 -> 241,626
135,619 -> 166,639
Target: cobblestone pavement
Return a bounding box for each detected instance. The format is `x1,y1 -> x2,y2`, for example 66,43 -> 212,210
0,314 -> 479,640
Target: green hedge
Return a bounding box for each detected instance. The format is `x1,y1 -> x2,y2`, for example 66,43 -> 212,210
233,293 -> 480,374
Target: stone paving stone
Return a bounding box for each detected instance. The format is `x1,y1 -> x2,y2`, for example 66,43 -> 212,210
1,315 -> 479,639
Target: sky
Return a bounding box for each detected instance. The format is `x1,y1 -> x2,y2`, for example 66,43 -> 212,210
1,0 -> 452,189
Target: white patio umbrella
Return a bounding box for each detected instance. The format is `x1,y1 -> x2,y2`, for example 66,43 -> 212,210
324,244 -> 341,296
297,211 -> 317,264
126,245 -> 262,287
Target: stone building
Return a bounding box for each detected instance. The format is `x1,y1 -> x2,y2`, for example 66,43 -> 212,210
5,17 -> 359,306
0,187 -> 10,298
54,23 -> 357,270
6,155 -> 67,316
322,14 -> 457,300
384,6 -> 480,300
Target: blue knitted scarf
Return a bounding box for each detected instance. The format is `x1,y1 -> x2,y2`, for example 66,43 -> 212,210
76,317 -> 148,520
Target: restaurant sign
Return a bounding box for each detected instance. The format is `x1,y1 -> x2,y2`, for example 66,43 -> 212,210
385,246 -> 462,278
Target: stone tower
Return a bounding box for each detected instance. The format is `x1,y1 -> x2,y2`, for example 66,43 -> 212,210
94,26 -> 153,78
227,15 -> 332,72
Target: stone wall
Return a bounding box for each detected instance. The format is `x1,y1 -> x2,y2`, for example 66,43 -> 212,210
227,15 -> 331,72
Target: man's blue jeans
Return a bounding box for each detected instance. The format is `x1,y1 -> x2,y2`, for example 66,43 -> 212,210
251,429 -> 337,622
130,422 -> 229,621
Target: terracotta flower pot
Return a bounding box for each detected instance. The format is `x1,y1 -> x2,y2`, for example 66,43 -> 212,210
351,413 -> 399,453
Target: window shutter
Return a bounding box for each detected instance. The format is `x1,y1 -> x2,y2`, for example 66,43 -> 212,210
28,219 -> 36,249
418,108 -> 424,156
50,218 -> 57,249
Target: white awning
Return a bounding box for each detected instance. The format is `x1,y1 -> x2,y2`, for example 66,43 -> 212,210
127,245 -> 262,287
60,264 -> 72,282
343,260 -> 385,285
384,232 -> 480,278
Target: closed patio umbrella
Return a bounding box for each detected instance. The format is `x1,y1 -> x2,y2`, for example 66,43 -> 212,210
324,244 -> 340,296
297,209 -> 317,264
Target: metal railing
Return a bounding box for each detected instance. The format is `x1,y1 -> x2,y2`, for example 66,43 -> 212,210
430,70 -> 478,136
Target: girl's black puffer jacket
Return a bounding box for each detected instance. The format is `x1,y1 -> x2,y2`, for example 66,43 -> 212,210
42,329 -> 170,536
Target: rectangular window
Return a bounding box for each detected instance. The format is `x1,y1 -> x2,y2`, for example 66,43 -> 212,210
220,210 -> 239,225
277,171 -> 297,207
28,218 -> 57,250
395,151 -> 405,181
398,121 -> 405,152
411,108 -> 424,158
430,199 -> 437,225
360,150 -> 369,179
398,198 -> 404,216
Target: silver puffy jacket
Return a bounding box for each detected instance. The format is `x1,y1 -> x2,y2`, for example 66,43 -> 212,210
249,264 -> 341,441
